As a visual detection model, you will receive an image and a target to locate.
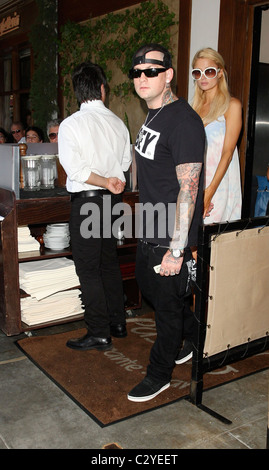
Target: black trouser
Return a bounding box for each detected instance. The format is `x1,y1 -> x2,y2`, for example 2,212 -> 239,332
69,193 -> 125,338
135,240 -> 191,382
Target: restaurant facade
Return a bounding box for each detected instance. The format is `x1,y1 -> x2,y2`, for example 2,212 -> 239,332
0,0 -> 269,214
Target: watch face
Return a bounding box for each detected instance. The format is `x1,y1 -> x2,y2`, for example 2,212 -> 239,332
173,249 -> 181,258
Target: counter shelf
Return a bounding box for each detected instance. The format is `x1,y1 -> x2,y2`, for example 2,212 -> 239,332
0,188 -> 140,335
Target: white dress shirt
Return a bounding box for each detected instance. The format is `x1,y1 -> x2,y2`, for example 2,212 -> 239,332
58,100 -> 132,192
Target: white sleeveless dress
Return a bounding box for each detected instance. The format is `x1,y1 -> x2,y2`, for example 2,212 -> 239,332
204,115 -> 242,224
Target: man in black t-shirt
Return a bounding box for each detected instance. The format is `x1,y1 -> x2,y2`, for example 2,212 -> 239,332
127,44 -> 205,403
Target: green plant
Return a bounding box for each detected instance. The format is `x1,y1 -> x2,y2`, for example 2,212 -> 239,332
58,0 -> 176,114
29,0 -> 58,136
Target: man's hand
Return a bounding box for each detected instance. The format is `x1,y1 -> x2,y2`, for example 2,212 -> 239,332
85,172 -> 125,194
159,250 -> 184,277
106,177 -> 126,194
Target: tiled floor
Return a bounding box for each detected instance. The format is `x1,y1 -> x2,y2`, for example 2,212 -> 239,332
0,305 -> 268,450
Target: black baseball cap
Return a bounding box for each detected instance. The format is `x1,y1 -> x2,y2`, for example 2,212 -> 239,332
130,43 -> 172,69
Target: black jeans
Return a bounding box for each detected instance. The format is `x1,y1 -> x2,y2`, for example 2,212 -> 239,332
135,240 -> 191,382
69,194 -> 125,338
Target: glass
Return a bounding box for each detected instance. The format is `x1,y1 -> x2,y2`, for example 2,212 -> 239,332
22,156 -> 41,191
40,155 -> 57,189
129,67 -> 167,79
191,67 -> 220,80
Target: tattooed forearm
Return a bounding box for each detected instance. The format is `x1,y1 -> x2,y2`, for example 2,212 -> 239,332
176,162 -> 201,203
170,162 -> 202,249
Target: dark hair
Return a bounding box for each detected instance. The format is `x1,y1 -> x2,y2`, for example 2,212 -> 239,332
0,127 -> 9,142
25,126 -> 44,142
0,127 -> 13,143
72,62 -> 107,104
131,43 -> 172,69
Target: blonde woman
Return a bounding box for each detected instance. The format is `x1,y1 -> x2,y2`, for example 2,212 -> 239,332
192,47 -> 242,223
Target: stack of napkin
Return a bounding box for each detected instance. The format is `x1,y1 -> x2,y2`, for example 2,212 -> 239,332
18,226 -> 40,253
19,258 -> 84,326
21,289 -> 84,325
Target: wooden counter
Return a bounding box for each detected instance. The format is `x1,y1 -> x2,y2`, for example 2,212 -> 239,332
0,188 -> 140,336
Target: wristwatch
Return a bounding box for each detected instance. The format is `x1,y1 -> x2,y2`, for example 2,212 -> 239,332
170,248 -> 184,258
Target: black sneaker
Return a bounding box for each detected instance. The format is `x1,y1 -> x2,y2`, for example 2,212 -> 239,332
175,340 -> 193,364
127,376 -> 170,402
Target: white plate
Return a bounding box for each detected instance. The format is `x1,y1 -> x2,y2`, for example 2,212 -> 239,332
44,242 -> 70,250
46,227 -> 69,233
46,224 -> 69,228
43,234 -> 70,240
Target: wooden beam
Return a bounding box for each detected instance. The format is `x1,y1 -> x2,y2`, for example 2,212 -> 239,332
176,0 -> 192,99
58,0 -> 146,27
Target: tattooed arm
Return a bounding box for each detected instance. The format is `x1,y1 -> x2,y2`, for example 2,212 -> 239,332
159,162 -> 202,277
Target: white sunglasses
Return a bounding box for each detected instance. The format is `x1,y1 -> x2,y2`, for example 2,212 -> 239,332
192,67 -> 220,80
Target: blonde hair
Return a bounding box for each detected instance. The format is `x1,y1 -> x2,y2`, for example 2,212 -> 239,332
191,48 -> 230,126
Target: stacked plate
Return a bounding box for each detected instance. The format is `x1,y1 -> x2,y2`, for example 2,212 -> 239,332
43,223 -> 70,250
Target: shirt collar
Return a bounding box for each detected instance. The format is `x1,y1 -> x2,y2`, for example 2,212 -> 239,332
80,100 -> 105,110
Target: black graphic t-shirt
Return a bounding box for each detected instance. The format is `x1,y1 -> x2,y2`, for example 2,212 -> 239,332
135,98 -> 205,248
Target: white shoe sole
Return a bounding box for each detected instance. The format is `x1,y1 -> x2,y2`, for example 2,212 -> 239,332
175,351 -> 193,365
127,382 -> 170,402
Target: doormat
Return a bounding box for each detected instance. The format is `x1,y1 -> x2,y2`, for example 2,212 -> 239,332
16,314 -> 269,427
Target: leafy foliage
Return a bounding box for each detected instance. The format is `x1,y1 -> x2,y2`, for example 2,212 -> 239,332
58,0 -> 176,114
29,0 -> 58,136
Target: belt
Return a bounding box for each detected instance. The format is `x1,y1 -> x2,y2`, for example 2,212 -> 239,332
139,239 -> 160,247
70,190 -> 111,201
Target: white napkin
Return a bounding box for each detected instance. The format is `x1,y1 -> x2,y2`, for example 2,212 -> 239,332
19,258 -> 80,300
21,289 -> 84,326
18,226 -> 40,252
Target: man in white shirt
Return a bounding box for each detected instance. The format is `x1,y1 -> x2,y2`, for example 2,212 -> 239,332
58,62 -> 132,351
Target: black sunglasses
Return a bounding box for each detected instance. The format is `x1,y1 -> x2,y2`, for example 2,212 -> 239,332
11,129 -> 22,134
49,132 -> 58,139
129,67 -> 167,79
